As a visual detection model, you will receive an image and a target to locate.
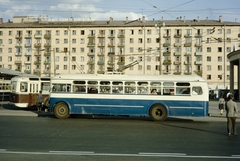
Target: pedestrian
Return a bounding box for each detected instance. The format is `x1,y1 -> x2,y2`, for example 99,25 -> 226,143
225,94 -> 238,136
226,91 -> 232,101
218,95 -> 225,115
37,90 -> 42,112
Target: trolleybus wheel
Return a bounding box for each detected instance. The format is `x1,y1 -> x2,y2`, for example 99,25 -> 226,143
149,104 -> 167,121
54,102 -> 70,119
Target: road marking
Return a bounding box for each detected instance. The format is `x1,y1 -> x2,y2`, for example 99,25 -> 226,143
0,150 -> 239,159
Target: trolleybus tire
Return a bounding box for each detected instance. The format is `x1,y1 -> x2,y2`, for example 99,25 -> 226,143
54,102 -> 70,119
149,104 -> 167,121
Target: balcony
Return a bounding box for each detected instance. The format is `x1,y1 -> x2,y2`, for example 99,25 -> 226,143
97,70 -> 105,74
184,70 -> 192,75
195,43 -> 202,47
44,43 -> 51,47
88,34 -> 95,38
24,70 -> 31,74
87,70 -> 94,74
117,61 -> 125,65
43,69 -> 51,74
184,43 -> 192,47
195,33 -> 203,38
98,43 -> 105,47
195,52 -> 202,56
118,34 -> 125,38
163,34 -> 170,38
108,34 -> 115,38
25,43 -> 32,48
163,52 -> 171,56
34,43 -> 41,48
88,52 -> 95,56
98,34 -> 105,38
163,60 -> 171,65
108,60 -> 114,65
174,43 -> 181,47
174,61 -> 181,65
184,61 -> 191,65
25,34 -> 32,38
194,61 -> 202,65
174,34 -> 182,38
44,52 -> 51,56
33,69 -> 41,75
34,52 -> 41,56
44,34 -> 51,39
34,34 -> 42,39
34,61 -> 41,65
15,34 -> 23,39
44,61 -> 51,65
117,43 -> 125,47
15,60 -> 22,64
15,43 -> 22,47
163,43 -> 170,47
184,34 -> 192,38
98,52 -> 104,56
174,70 -> 181,75
194,70 -> 202,76
108,52 -> 115,55
163,70 -> 171,74
97,60 -> 104,65
15,52 -> 22,56
87,43 -> 95,47
108,43 -> 115,47
24,61 -> 31,64
87,60 -> 95,65
174,52 -> 181,56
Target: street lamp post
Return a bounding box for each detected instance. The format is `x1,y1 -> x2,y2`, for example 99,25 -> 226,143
155,22 -> 165,75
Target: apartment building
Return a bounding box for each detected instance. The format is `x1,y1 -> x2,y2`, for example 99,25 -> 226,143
0,15 -> 240,90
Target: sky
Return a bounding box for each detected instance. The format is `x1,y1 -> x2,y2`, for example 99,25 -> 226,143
0,0 -> 240,22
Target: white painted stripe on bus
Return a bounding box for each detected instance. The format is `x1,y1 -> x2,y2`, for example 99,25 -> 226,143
74,104 -> 143,108
169,106 -> 204,109
50,151 -> 94,154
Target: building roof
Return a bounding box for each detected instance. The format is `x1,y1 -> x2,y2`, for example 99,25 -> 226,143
0,68 -> 36,80
1,16 -> 240,28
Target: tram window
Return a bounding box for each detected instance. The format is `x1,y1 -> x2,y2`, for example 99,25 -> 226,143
20,82 -> 28,92
73,81 -> 86,84
150,82 -> 161,86
176,82 -> 190,86
112,81 -> 123,93
52,84 -> 71,92
163,88 -> 174,95
163,82 -> 174,86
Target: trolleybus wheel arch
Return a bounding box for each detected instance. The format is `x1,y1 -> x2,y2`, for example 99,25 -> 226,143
149,104 -> 168,121
54,102 -> 70,119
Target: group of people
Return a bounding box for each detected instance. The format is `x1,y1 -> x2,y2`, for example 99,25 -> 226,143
218,91 -> 238,136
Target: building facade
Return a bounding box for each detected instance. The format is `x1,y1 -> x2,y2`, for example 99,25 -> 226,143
0,15 -> 240,91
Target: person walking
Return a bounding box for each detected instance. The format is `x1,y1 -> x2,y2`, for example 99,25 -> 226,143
37,90 -> 42,112
225,94 -> 238,136
218,95 -> 225,115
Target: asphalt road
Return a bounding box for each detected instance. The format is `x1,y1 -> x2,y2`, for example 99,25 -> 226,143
0,101 -> 239,161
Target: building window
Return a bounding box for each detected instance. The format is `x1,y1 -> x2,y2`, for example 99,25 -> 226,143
207,56 -> 211,62
207,47 -> 211,52
8,56 -> 12,61
218,65 -> 222,71
130,47 -> 134,53
56,39 -> 59,44
147,29 -> 151,35
138,38 -> 143,43
56,30 -> 60,35
218,47 -> 222,52
206,38 -> 211,43
80,38 -> 84,44
207,65 -> 211,71
218,29 -> 222,34
81,30 -> 85,35
147,65 -> 151,70
80,48 -> 84,53
64,39 -> 68,44
80,56 -> 84,62
138,30 -> 143,35
72,39 -> 76,44
226,29 -> 231,34
218,56 -> 222,62
130,38 -> 134,43
64,56 -> 68,62
9,31 -> 12,36
72,30 -> 76,35
218,75 -> 222,80
8,48 -> 12,53
64,65 -> 67,70
130,30 -> 134,35
147,38 -> 151,43
64,30 -> 68,35
72,56 -> 76,61
72,48 -> 76,53
226,38 -> 231,43
8,39 -> 12,44
227,47 -> 231,52
207,75 -> 211,80
72,65 -> 76,70
138,65 -> 142,70
0,31 -> 3,36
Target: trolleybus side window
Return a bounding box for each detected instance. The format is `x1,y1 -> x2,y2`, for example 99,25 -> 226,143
176,82 -> 191,95
163,82 -> 174,95
87,81 -> 98,93
192,86 -> 203,95
150,82 -> 161,95
100,81 -> 111,93
137,82 -> 148,94
125,81 -> 136,94
73,81 -> 86,93
52,84 -> 71,92
112,81 -> 123,94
